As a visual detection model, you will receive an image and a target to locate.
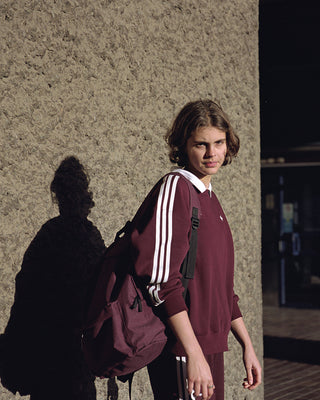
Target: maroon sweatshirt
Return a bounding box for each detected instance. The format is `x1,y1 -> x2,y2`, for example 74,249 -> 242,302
131,170 -> 242,355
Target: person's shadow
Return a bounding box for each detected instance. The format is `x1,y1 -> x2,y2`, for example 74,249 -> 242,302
0,156 -> 108,400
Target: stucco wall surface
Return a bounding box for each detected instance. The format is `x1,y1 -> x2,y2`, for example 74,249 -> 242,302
0,0 -> 262,399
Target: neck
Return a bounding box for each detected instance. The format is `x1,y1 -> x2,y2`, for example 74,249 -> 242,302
201,176 -> 211,189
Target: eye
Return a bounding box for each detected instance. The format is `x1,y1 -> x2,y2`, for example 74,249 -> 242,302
195,142 -> 206,148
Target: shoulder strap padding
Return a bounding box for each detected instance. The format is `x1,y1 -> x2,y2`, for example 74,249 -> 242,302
168,172 -> 201,298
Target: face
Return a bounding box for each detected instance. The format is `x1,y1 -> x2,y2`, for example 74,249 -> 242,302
185,126 -> 227,187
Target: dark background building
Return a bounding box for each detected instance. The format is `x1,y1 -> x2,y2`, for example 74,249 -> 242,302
260,0 -> 320,307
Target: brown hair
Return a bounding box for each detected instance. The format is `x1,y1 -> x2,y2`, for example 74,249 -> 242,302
165,99 -> 240,167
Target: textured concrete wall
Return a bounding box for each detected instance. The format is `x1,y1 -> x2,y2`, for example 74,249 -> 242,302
0,0 -> 262,399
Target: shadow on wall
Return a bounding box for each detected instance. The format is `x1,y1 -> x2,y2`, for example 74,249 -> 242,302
0,156 -> 122,399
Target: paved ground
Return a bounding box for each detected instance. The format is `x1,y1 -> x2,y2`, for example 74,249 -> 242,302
264,358 -> 320,400
263,306 -> 320,400
263,306 -> 320,341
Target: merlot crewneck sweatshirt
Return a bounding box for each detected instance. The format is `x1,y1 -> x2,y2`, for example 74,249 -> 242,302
131,170 -> 242,355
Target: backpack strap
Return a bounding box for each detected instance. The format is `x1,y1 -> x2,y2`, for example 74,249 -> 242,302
117,373 -> 134,400
172,173 -> 201,300
180,205 -> 199,300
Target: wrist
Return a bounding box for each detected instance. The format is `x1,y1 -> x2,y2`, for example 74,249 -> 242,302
185,342 -> 203,357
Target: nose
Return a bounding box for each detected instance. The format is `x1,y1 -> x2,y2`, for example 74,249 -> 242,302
206,144 -> 216,157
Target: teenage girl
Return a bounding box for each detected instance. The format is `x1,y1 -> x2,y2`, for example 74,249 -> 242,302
131,99 -> 261,400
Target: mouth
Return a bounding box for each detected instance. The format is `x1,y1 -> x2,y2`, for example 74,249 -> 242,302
204,161 -> 218,168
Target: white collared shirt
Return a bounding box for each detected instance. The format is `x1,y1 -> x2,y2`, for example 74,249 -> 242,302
173,168 -> 212,194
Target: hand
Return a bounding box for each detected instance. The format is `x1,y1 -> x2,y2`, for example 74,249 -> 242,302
242,347 -> 262,390
167,311 -> 215,399
187,352 -> 215,400
230,317 -> 262,391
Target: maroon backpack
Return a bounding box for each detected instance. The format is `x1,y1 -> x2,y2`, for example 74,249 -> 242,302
81,174 -> 200,381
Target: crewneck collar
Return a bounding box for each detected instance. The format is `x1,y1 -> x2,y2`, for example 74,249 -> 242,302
173,169 -> 212,193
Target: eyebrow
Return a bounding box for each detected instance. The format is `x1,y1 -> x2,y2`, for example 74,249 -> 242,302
193,138 -> 226,143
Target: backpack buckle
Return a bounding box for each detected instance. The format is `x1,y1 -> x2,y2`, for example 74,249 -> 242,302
191,216 -> 199,230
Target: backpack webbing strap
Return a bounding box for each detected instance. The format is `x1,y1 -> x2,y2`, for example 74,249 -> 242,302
128,373 -> 133,400
174,172 -> 201,301
180,205 -> 199,300
117,372 -> 134,399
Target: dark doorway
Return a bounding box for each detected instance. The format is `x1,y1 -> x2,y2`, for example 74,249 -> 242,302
261,165 -> 320,308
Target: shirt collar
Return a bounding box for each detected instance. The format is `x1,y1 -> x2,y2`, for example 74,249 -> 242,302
173,169 -> 212,193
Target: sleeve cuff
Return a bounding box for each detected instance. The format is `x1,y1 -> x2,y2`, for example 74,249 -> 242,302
160,292 -> 188,318
231,295 -> 242,321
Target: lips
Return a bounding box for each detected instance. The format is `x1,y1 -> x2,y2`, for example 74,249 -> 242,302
205,162 -> 218,168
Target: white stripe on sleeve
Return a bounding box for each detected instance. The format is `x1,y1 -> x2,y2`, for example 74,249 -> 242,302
148,174 -> 180,305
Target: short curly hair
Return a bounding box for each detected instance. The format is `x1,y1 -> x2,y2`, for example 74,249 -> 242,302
165,99 -> 240,167
50,156 -> 94,218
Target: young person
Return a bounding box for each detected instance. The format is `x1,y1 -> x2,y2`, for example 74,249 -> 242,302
130,99 -> 261,400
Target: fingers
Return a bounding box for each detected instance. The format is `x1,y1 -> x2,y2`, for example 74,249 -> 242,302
193,381 -> 201,398
206,382 -> 215,399
243,378 -> 260,390
242,378 -> 250,389
247,366 -> 254,386
186,352 -> 215,399
188,380 -> 215,400
250,367 -> 262,389
243,349 -> 262,391
243,366 -> 262,390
